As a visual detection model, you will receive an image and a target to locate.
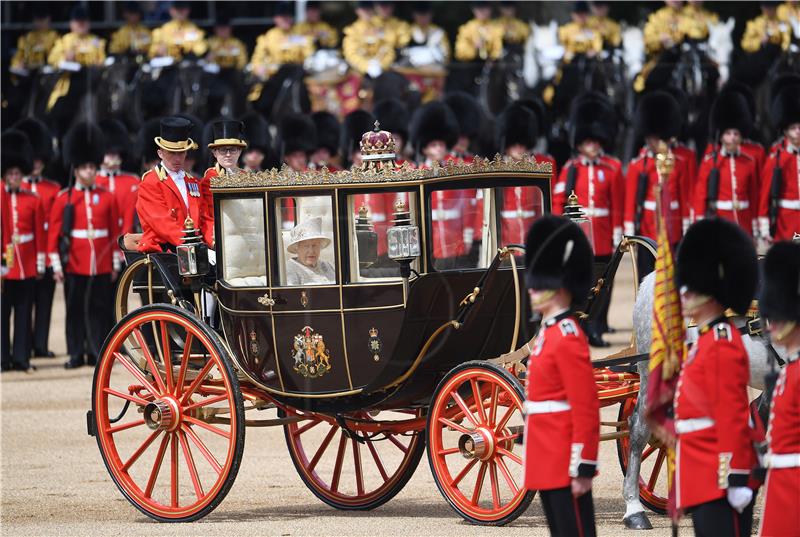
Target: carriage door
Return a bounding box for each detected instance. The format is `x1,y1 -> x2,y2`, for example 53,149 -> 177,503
269,193 -> 350,396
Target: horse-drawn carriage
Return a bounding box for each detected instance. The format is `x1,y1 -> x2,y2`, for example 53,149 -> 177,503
88,129 -> 667,524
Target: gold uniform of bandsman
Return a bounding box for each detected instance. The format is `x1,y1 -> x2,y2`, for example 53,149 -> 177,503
107,2 -> 151,56
206,16 -> 248,70
777,0 -> 800,26
495,1 -> 530,49
294,1 -> 339,49
10,13 -> 58,73
148,1 -> 207,60
558,1 -> 603,63
251,3 -> 314,80
588,1 -> 622,49
342,2 -> 399,76
454,1 -> 504,61
408,2 -> 451,62
375,1 -> 412,48
741,1 -> 792,53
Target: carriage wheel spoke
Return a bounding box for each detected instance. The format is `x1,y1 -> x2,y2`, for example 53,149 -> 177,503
159,320 -> 174,393
452,392 -> 479,428
366,439 -> 389,482
489,461 -> 501,509
488,384 -> 499,425
438,446 -> 461,456
174,333 -> 194,397
114,352 -> 159,399
145,433 -> 170,498
494,403 -> 517,435
179,430 -> 204,500
170,433 -> 179,507
132,328 -> 167,394
496,456 -> 519,493
471,462 -> 488,505
183,394 -> 229,412
642,445 -> 657,461
497,447 -> 523,466
648,449 -> 667,490
496,432 -> 520,443
293,418 -> 322,436
103,387 -> 147,406
386,433 -> 408,454
183,415 -> 230,439
106,418 -> 145,434
180,359 -> 216,405
439,417 -> 472,435
330,433 -> 347,493
471,379 -> 487,425
182,424 -> 222,474
451,458 -> 478,488
122,430 -> 162,471
352,439 -> 365,496
308,424 -> 338,473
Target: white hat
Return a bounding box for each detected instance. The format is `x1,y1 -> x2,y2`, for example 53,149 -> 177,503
286,216 -> 332,254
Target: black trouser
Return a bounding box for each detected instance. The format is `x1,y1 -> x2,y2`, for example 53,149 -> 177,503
1,279 -> 35,369
64,274 -> 113,359
592,254 -> 613,334
540,487 -> 596,537
691,497 -> 754,537
32,267 -> 55,353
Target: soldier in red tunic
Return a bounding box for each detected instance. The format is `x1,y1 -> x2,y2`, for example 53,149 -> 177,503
696,91 -> 760,238
240,112 -> 277,172
759,84 -> 800,242
758,241 -> 800,537
203,119 -> 247,221
278,113 -> 317,173
373,98 -> 411,165
95,119 -> 141,236
136,117 -> 213,254
443,91 -> 483,163
674,219 -> 760,537
523,215 -> 599,537
1,131 -> 45,373
48,123 -> 121,369
14,117 -> 60,358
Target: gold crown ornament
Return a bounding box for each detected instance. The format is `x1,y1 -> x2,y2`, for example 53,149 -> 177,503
360,121 -> 397,169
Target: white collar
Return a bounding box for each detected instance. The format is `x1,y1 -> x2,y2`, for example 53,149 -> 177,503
160,162 -> 186,179
75,181 -> 95,191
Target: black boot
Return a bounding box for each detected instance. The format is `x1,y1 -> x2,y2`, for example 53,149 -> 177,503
86,355 -> 97,366
33,348 -> 56,358
587,330 -> 610,348
64,356 -> 84,369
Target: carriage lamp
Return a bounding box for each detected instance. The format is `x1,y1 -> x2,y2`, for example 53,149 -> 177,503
176,216 -> 210,277
355,204 -> 378,268
563,191 -> 595,253
387,200 -> 420,278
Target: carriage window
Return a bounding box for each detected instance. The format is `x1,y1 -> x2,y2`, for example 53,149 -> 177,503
430,188 -> 492,271
496,186 -> 544,256
275,195 -> 337,286
347,191 -> 418,281
220,198 -> 267,287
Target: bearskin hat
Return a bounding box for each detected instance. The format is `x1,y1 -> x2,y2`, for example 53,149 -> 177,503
410,101 -> 459,152
444,91 -> 483,141
720,80 -> 757,123
676,219 -> 758,314
311,111 -> 341,156
278,113 -> 317,156
342,110 -> 375,158
571,93 -> 617,148
710,90 -> 752,139
497,101 -> 539,151
635,90 -> 681,141
759,241 -> 800,323
769,73 -> 800,111
525,215 -> 593,305
136,118 -> 162,166
63,122 -> 105,168
373,98 -> 409,142
771,84 -> 800,132
1,130 -> 34,176
12,117 -> 54,164
240,112 -> 272,154
98,118 -> 131,158
516,97 -> 549,139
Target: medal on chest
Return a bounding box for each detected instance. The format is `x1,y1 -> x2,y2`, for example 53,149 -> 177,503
187,181 -> 201,197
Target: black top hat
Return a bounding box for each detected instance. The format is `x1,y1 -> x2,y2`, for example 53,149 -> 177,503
155,117 -> 198,152
635,90 -> 681,141
760,241 -> 800,323
710,90 -> 752,138
208,120 -> 247,148
63,121 -> 105,168
215,11 -> 232,26
274,1 -> 294,16
497,101 -> 539,151
771,84 -> 800,132
279,113 -> 317,156
171,1 -> 191,10
676,219 -> 758,314
524,215 -> 593,305
373,98 -> 409,142
239,112 -> 272,154
574,1 -> 590,13
1,130 -> 34,177
70,5 -> 90,21
12,117 -> 54,164
342,110 -> 375,157
98,118 -> 131,158
444,92 -> 484,141
410,101 -> 459,152
311,111 -> 341,156
122,2 -> 142,14
571,93 -> 617,148
412,1 -> 432,13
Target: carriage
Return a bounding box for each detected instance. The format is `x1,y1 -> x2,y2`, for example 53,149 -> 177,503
88,130 -> 667,524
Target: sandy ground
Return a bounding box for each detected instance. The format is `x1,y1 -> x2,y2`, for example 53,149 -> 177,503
1,259 -> 732,536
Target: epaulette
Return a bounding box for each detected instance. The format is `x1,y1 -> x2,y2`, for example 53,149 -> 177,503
702,153 -> 715,162
204,167 -> 217,177
154,165 -> 168,181
559,318 -> 579,337
740,152 -> 755,162
630,153 -> 645,164
713,322 -> 732,341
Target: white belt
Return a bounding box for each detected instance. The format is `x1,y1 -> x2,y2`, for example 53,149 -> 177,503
431,208 -> 461,221
766,453 -> 800,469
675,417 -> 715,434
778,199 -> 800,210
501,210 -> 537,219
643,200 -> 679,211
715,200 -> 749,210
583,207 -> 609,217
8,233 -> 34,244
523,400 -> 571,415
71,228 -> 109,239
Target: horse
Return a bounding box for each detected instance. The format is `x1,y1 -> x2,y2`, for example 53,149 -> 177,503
621,270 -> 782,530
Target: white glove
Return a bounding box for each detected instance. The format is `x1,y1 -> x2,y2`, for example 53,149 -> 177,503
366,59 -> 383,79
727,486 -> 753,513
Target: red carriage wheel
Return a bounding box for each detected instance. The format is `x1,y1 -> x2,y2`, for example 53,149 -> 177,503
283,409 -> 425,510
92,304 -> 245,522
427,361 -> 534,525
616,396 -> 668,514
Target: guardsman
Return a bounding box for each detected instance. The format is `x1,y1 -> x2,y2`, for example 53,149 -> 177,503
203,120 -> 247,219
48,123 -> 120,369
239,112 -> 276,172
741,1 -> 792,53
760,84 -> 800,242
558,1 -> 603,63
495,1 -> 531,51
294,1 -> 339,49
523,215 -> 599,537
108,2 -> 152,57
375,1 -> 412,49
14,118 -> 59,358
624,91 -> 689,245
405,1 -> 450,65
96,119 -> 141,236
342,1 -> 398,78
373,98 -> 411,163
758,240 -> 800,537
588,1 -> 622,49
695,91 -> 760,237
1,131 -> 45,373
250,2 -> 314,80
136,117 -> 213,254
278,113 -> 317,173
454,1 -> 504,62
9,13 -> 58,74
659,86 -> 698,222
674,219 -> 759,537
443,91 -> 483,162
310,111 -> 343,171
148,1 -> 207,60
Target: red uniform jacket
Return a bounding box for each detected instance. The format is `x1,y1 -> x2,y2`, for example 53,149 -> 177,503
694,151 -> 759,237
353,192 -> 409,256
524,312 -> 600,491
21,176 -> 60,268
624,149 -> 688,243
202,164 -> 236,226
1,186 -> 45,280
95,170 -> 140,235
759,353 -> 800,537
703,141 -> 766,182
494,154 -> 555,249
675,319 -> 756,510
758,147 -> 800,241
136,165 -> 213,253
48,185 -> 120,276
672,143 -> 697,218
553,157 -> 624,256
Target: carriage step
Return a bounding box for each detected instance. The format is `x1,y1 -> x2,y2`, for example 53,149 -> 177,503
86,410 -> 96,437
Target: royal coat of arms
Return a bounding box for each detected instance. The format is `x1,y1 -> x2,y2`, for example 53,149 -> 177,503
291,326 -> 331,378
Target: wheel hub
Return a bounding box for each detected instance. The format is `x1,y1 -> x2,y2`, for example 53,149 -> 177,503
457,427 -> 495,461
143,397 -> 181,431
